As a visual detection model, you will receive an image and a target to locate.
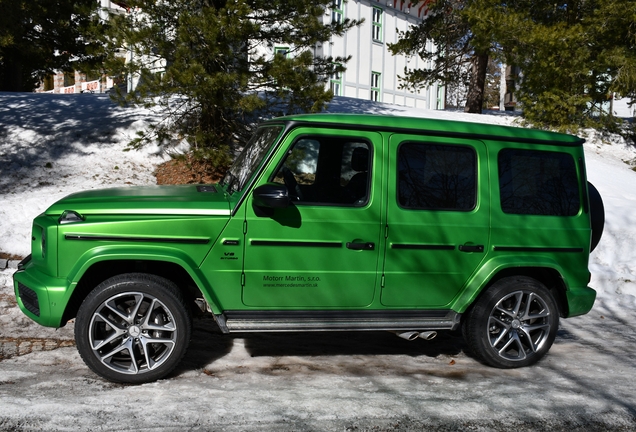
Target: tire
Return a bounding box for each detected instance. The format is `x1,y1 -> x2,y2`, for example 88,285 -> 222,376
464,276 -> 559,368
75,273 -> 192,384
588,182 -> 605,252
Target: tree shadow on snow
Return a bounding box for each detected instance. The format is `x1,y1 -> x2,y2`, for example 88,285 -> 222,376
0,92 -> 160,190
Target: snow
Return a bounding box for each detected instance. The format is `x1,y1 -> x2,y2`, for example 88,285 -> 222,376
1,93 -> 636,430
0,92 -> 170,256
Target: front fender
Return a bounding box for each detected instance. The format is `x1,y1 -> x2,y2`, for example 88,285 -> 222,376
65,245 -> 222,314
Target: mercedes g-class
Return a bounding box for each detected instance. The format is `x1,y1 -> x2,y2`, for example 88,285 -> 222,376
14,114 -> 604,383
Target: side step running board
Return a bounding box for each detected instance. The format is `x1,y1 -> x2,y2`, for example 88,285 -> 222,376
216,310 -> 461,333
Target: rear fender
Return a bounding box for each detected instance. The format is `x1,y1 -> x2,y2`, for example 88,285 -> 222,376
451,255 -> 568,314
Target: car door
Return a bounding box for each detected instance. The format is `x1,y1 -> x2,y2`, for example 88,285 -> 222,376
241,128 -> 384,308
380,134 -> 490,307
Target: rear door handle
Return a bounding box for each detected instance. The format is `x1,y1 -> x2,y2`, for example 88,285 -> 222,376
459,244 -> 484,253
346,242 -> 375,251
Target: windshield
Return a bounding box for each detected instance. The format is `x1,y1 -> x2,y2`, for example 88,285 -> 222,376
222,125 -> 284,194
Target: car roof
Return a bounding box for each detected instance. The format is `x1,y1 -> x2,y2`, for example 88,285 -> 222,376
264,113 -> 584,146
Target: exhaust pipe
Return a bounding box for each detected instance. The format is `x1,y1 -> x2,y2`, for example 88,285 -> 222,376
392,330 -> 420,341
391,330 -> 438,341
418,331 -> 437,341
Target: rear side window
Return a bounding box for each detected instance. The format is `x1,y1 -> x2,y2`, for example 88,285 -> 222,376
498,149 -> 580,216
398,142 -> 476,211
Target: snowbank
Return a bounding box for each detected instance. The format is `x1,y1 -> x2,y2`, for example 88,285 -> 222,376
1,92 -> 635,301
0,92 -> 168,255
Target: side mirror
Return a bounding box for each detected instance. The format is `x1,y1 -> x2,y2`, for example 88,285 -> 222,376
252,183 -> 290,208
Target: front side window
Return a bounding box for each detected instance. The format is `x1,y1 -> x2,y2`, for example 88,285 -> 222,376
272,136 -> 371,206
498,149 -> 580,216
398,142 -> 477,211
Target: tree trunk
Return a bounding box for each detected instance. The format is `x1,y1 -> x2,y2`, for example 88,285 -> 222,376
0,60 -> 25,92
464,52 -> 488,114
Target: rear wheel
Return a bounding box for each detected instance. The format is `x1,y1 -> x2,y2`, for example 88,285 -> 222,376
464,276 -> 559,368
75,273 -> 191,383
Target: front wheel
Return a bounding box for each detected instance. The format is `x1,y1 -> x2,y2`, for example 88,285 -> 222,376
463,276 -> 559,368
75,273 -> 192,383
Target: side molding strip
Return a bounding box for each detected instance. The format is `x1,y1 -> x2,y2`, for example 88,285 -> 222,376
493,246 -> 584,253
250,240 -> 342,248
65,234 -> 210,245
391,244 -> 455,250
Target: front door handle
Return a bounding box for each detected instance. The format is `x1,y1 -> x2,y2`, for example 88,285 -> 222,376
346,242 -> 375,251
459,244 -> 484,253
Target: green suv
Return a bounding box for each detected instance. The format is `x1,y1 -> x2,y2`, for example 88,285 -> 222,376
13,114 -> 604,383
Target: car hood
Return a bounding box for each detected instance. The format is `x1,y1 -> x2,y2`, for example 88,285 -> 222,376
45,185 -> 231,216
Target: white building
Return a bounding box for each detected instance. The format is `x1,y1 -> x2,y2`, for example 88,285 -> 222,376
35,0 -> 128,94
37,0 -> 445,111
326,0 -> 444,109
258,0 -> 444,110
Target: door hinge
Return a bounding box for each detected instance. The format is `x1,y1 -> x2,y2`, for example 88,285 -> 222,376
243,220 -> 248,235
385,224 -> 389,239
381,274 -> 385,288
241,272 -> 245,287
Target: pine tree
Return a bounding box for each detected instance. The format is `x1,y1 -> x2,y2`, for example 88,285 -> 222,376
390,0 -> 636,128
588,0 -> 636,107
99,0 -> 360,165
0,0 -> 104,91
481,0 -> 636,128
388,0 -> 493,114
482,57 -> 501,109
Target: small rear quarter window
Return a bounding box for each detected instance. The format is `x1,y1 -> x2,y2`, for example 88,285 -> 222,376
498,149 -> 580,216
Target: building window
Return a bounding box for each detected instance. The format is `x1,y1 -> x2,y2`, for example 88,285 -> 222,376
372,7 -> 383,42
437,85 -> 445,110
371,72 -> 381,102
274,47 -> 290,58
63,72 -> 75,87
85,71 -> 101,82
332,0 -> 344,24
43,75 -> 54,91
330,65 -> 342,96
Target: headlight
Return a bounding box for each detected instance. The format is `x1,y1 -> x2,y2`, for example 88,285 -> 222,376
58,210 -> 85,224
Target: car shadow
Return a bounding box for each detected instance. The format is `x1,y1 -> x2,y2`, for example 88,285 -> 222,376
175,315 -> 468,377
240,329 -> 466,358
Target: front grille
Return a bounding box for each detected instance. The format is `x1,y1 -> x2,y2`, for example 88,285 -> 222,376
17,283 -> 40,317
